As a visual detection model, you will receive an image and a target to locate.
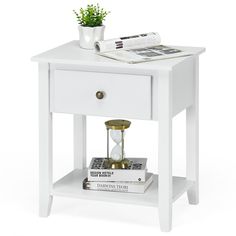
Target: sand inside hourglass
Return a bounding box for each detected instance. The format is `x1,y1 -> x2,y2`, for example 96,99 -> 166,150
110,130 -> 125,161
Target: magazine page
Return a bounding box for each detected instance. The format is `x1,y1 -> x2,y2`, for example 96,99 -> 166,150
95,32 -> 192,63
100,45 -> 192,64
95,32 -> 161,53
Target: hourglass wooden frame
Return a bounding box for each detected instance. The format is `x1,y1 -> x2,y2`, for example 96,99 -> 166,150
105,119 -> 131,169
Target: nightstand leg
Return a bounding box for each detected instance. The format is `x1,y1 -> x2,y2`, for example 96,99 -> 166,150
186,56 -> 199,204
157,72 -> 173,232
39,63 -> 53,217
74,115 -> 86,169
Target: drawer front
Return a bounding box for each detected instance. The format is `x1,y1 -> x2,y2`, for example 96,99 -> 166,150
51,70 -> 151,119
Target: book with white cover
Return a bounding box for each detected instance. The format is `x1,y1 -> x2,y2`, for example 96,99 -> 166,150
95,32 -> 192,63
83,173 -> 153,194
88,157 -> 147,182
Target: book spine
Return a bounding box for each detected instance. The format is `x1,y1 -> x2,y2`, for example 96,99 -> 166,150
87,169 -> 146,182
83,179 -> 144,193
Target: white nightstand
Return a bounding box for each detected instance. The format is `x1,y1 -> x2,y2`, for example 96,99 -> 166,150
32,41 -> 205,231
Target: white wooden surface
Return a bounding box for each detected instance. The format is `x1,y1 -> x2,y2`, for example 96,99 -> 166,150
186,56 -> 199,204
157,71 -> 173,231
52,169 -> 194,207
38,63 -> 53,217
31,40 -> 205,71
171,56 -> 194,117
74,115 -> 86,170
33,41 -> 205,232
51,70 -> 151,119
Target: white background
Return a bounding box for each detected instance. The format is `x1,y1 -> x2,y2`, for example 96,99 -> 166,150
0,0 -> 235,235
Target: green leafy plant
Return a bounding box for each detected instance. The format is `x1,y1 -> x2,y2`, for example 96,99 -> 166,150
73,4 -> 110,27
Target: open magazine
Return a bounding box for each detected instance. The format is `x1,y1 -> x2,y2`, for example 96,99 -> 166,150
95,32 -> 191,63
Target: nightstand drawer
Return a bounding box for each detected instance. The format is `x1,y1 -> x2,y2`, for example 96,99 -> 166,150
50,70 -> 151,119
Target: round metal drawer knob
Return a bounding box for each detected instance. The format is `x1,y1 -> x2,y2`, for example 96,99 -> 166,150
96,91 -> 105,99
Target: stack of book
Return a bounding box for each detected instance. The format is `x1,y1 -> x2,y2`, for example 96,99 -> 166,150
83,158 -> 153,194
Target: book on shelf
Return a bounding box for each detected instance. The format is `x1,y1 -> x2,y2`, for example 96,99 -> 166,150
88,157 -> 147,182
95,32 -> 192,63
83,172 -> 153,194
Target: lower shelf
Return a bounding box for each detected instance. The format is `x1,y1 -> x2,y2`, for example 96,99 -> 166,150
52,169 -> 193,207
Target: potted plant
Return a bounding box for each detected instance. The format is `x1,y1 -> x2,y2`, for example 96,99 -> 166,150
73,4 -> 110,49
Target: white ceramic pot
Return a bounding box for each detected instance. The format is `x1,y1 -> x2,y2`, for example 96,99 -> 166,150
78,25 -> 105,49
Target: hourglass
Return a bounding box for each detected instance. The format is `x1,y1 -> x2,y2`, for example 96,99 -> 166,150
105,119 -> 131,169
